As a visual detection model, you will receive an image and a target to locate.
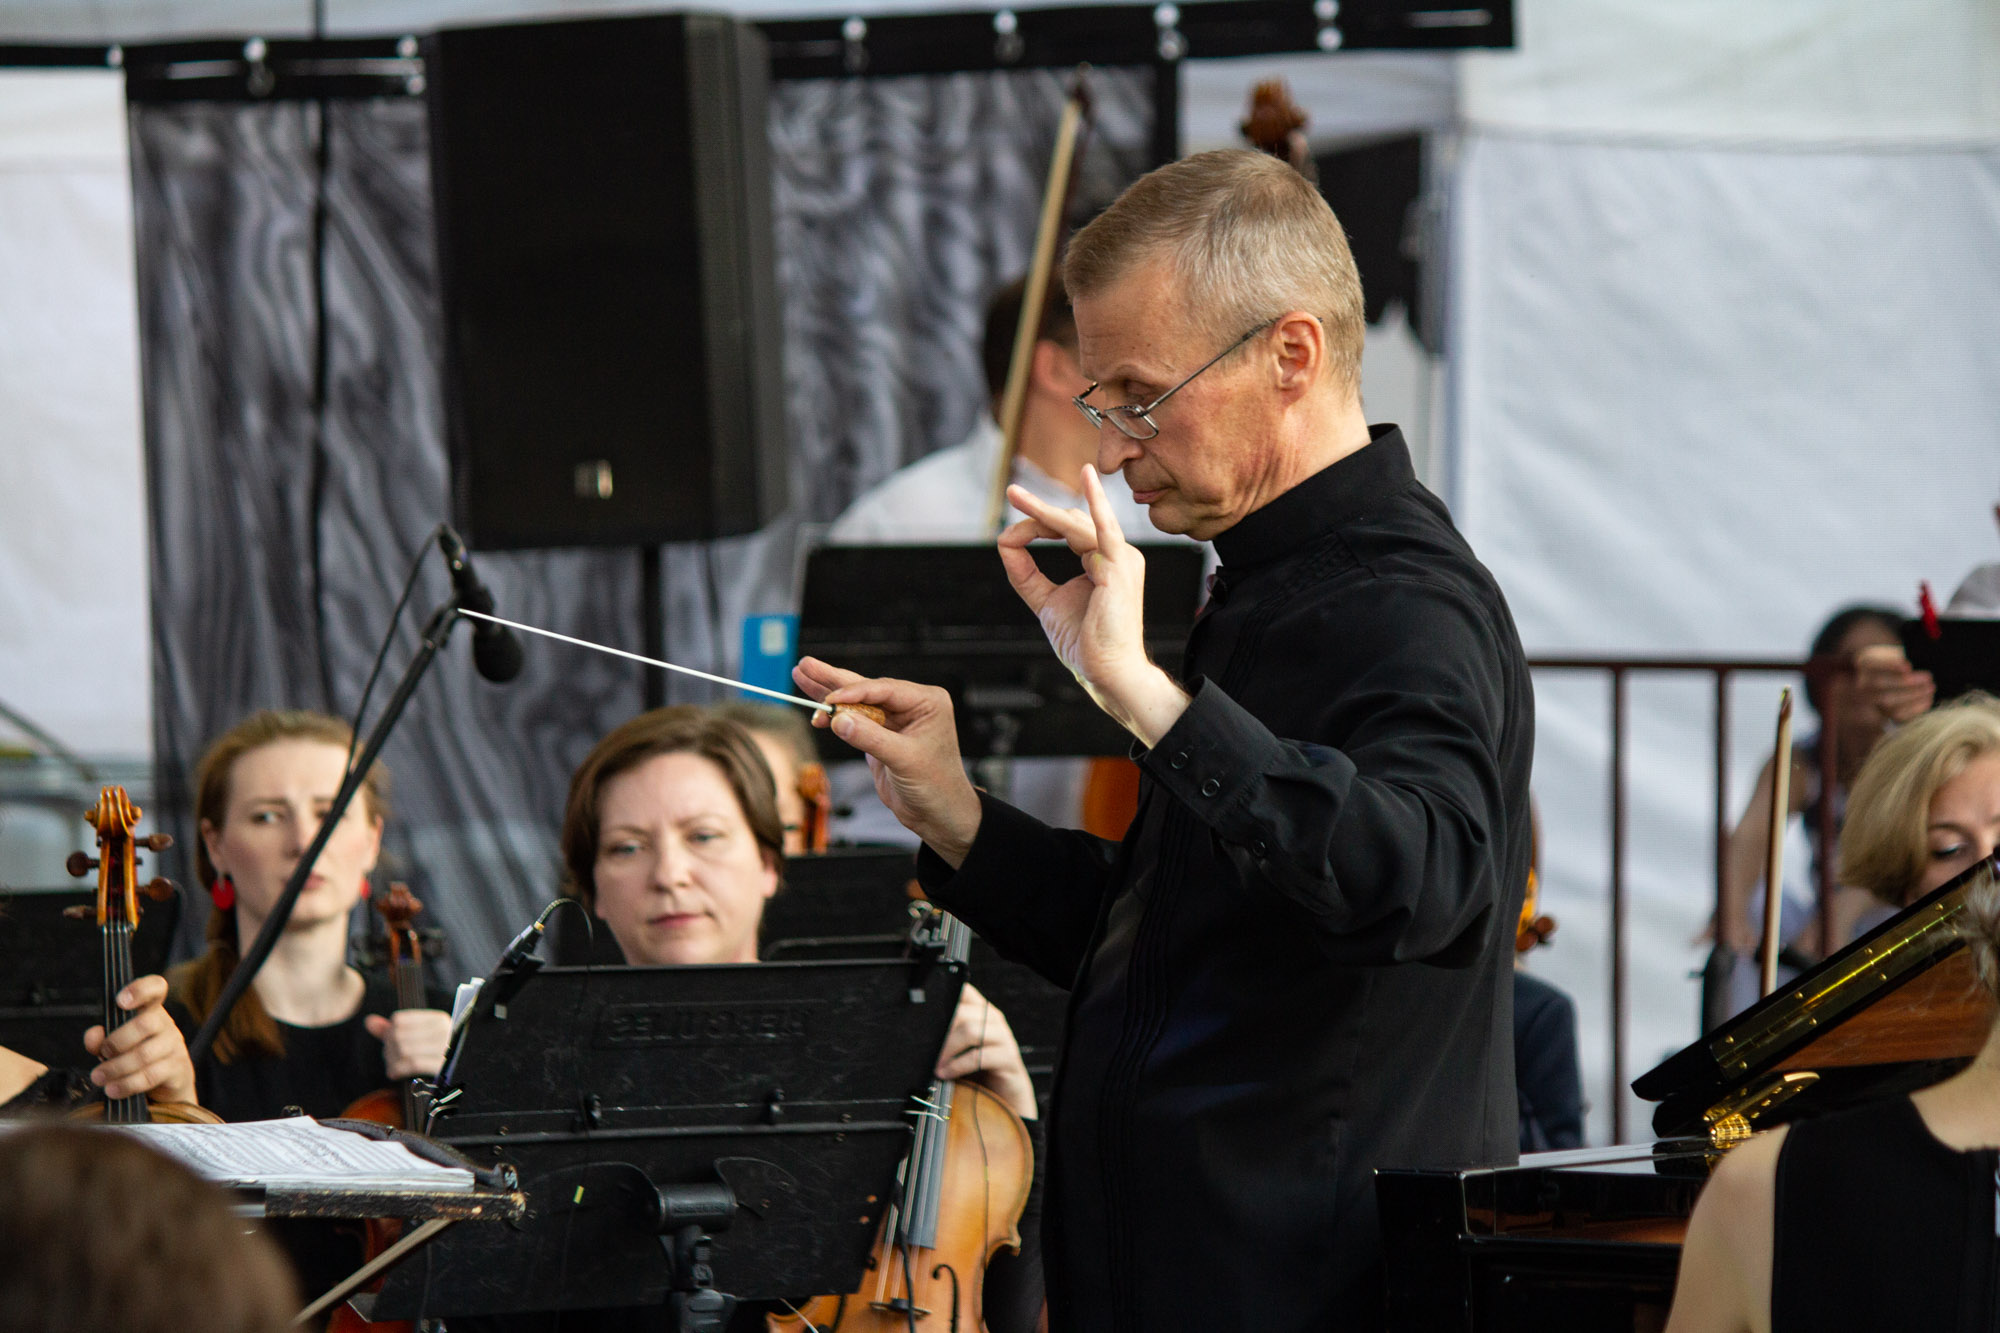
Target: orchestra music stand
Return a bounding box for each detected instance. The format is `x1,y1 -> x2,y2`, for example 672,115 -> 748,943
0,887 -> 175,1069
367,938 -> 965,1328
797,542 -> 1205,761
759,848 -> 1069,1103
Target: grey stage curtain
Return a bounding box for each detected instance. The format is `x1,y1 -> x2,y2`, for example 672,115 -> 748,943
130,67 -> 1152,982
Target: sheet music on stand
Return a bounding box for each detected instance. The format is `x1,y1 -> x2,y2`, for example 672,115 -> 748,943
78,1115 -> 524,1222
371,910 -> 968,1325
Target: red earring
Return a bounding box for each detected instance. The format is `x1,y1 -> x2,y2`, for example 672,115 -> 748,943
211,874 -> 236,911
359,877 -> 371,900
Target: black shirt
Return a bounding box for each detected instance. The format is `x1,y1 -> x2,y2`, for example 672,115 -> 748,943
919,427 -> 1534,1332
168,973 -> 407,1123
1774,1095 -> 1999,1331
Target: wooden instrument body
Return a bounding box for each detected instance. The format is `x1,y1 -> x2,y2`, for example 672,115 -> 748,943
772,1079 -> 1033,1332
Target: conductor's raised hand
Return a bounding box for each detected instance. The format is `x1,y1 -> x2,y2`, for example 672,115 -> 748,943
998,468 -> 1189,747
792,657 -> 984,868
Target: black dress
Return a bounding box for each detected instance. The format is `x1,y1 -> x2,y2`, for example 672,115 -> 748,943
1773,1095 -> 1999,1332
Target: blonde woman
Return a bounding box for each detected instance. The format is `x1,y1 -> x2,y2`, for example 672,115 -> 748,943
1666,694 -> 2000,1333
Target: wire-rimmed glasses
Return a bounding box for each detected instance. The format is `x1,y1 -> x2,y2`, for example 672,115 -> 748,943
1071,319 -> 1276,441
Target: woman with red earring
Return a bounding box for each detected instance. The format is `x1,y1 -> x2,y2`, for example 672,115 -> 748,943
165,710 -> 452,1123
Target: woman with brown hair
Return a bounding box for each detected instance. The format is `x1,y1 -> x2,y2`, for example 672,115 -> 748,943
561,707 -> 1038,1119
535,706 -> 1043,1333
1666,694 -> 2000,1333
166,709 -> 451,1122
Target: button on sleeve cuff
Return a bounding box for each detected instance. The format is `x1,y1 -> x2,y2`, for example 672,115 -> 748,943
1139,676 -> 1295,836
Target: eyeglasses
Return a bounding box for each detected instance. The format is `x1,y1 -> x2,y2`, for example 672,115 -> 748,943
1072,319 -> 1276,441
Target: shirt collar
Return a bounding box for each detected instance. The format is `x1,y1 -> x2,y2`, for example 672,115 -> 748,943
1211,424 -> 1413,571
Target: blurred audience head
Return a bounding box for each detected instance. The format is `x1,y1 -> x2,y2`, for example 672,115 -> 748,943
0,1124 -> 296,1333
1804,604 -> 1903,718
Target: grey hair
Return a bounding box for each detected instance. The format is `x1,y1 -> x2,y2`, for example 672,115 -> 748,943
1957,860 -> 2000,1000
1063,149 -> 1366,393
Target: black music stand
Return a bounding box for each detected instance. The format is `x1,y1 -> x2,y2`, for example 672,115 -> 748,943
760,848 -> 1069,1103
1902,616 -> 2000,702
798,542 -> 1205,761
0,888 -> 176,1069
368,937 -> 965,1327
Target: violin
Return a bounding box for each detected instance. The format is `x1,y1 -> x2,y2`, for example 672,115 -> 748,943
797,761 -> 835,853
64,786 -> 217,1125
771,912 -> 1034,1333
328,882 -> 431,1333
1516,868 -> 1557,955
339,882 -> 431,1131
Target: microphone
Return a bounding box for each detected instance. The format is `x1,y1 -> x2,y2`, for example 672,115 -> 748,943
496,906 -> 553,973
437,526 -> 524,682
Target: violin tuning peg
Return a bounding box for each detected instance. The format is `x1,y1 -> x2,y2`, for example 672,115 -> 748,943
65,852 -> 98,878
141,833 -> 174,852
61,905 -> 94,921
142,878 -> 175,901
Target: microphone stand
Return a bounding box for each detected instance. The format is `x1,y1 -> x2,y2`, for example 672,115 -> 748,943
187,599 -> 467,1068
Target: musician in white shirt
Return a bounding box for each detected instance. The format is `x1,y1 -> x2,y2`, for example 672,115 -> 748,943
826,277 -> 1199,839
829,276 -> 1160,545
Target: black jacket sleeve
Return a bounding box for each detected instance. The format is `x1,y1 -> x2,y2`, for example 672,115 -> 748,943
915,793 -> 1119,989
1139,579 -> 1517,967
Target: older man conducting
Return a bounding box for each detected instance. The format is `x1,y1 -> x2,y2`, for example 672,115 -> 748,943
797,150 -> 1534,1331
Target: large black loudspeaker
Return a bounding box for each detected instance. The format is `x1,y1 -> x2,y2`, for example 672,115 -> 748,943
426,13 -> 788,550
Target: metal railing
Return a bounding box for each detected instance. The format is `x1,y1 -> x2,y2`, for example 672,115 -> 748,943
1526,654 -> 1804,1142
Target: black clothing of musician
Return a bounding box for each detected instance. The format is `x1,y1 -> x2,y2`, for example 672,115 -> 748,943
1773,1094 -> 1998,1331
0,1065 -> 95,1116
1515,969 -> 1585,1153
917,426 -> 1534,1330
167,972 -> 417,1123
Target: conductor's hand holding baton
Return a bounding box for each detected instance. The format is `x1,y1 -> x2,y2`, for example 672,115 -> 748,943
792,660 -> 985,868
794,465 -> 1190,866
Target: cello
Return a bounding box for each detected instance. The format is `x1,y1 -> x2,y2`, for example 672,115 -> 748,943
772,909 -> 1033,1332
64,786 -> 217,1124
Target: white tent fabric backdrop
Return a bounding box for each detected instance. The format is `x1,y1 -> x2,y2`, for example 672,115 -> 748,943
0,71 -> 149,759
1453,0 -> 2000,1141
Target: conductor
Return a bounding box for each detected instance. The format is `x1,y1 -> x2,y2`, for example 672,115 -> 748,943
796,149 -> 1534,1331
